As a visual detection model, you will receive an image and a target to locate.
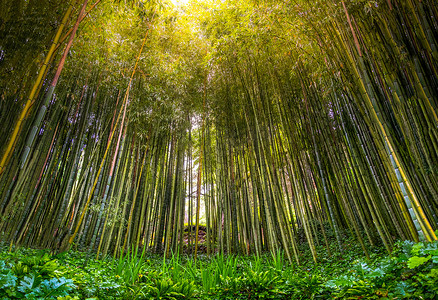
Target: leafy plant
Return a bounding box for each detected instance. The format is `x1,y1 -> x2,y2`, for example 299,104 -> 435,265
270,249 -> 285,273
211,253 -> 239,284
284,274 -> 328,299
146,278 -> 186,300
173,279 -> 197,299
114,247 -> 147,285
324,240 -> 438,299
1,241 -> 436,300
0,262 -> 75,300
241,270 -> 283,299
200,267 -> 214,292
246,255 -> 264,274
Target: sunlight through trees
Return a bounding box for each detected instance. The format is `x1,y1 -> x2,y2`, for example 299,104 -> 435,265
0,0 -> 437,263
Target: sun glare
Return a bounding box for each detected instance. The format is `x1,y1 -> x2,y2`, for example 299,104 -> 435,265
170,0 -> 191,6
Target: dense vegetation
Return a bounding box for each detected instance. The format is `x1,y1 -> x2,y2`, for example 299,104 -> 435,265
0,0 -> 437,297
0,238 -> 437,299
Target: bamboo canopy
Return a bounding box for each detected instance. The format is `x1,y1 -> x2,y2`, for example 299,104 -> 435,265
0,0 -> 437,262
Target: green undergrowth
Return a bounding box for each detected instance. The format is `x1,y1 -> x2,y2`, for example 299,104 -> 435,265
0,239 -> 437,299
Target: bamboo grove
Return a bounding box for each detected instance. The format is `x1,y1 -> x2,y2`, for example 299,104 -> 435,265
0,0 -> 437,264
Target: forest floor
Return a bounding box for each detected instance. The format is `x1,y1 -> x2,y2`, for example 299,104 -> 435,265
0,235 -> 437,299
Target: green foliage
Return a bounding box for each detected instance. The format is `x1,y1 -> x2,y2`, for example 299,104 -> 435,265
270,250 -> 285,273
0,259 -> 75,299
211,253 -> 239,284
207,269 -> 283,299
0,240 -> 437,299
283,274 -> 329,300
145,278 -> 196,300
61,252 -> 122,299
114,248 -> 147,285
408,255 -> 431,269
324,240 -> 438,299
